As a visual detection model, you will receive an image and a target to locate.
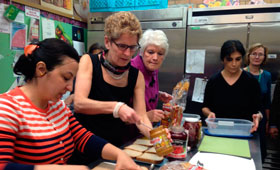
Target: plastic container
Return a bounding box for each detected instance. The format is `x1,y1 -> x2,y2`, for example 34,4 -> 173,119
205,118 -> 253,136
150,125 -> 173,156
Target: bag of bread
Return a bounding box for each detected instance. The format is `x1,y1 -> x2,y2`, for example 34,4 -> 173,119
159,161 -> 206,170
161,102 -> 173,128
169,75 -> 190,126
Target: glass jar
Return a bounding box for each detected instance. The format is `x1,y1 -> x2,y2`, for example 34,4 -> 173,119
161,103 -> 172,128
183,118 -> 201,149
167,126 -> 188,161
150,125 -> 173,156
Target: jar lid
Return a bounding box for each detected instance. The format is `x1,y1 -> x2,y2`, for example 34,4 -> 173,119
170,126 -> 184,133
184,113 -> 200,122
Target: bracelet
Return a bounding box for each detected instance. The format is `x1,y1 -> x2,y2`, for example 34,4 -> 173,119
113,102 -> 125,118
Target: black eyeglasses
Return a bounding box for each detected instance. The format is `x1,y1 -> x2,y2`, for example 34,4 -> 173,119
111,39 -> 140,52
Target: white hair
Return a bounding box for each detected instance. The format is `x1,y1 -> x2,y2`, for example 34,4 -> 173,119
139,29 -> 169,57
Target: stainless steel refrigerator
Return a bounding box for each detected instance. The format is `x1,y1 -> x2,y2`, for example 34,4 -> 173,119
185,4 -> 280,115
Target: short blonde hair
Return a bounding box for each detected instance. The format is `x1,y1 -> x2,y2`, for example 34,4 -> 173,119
104,11 -> 142,41
245,43 -> 268,66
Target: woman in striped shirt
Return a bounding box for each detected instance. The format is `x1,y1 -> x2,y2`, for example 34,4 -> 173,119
0,38 -> 140,170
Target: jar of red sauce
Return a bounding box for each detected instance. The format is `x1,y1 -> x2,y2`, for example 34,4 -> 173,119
167,126 -> 188,161
183,114 -> 201,149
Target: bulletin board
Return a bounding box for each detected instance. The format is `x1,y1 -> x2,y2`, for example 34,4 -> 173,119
0,9 -> 87,93
0,33 -> 17,93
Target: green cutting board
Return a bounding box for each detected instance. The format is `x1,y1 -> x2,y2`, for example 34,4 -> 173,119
198,135 -> 251,158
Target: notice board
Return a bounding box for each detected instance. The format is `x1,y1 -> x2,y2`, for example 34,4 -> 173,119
0,9 -> 87,93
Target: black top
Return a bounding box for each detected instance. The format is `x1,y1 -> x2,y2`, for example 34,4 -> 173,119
75,53 -> 139,147
203,70 -> 261,121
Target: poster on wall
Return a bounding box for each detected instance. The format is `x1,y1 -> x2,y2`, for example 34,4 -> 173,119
28,18 -> 40,44
55,23 -> 72,45
10,22 -> 26,50
41,0 -> 73,16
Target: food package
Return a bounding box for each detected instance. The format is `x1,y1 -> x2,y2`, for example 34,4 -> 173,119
169,76 -> 190,126
159,161 -> 206,170
171,76 -> 190,109
161,102 -> 173,128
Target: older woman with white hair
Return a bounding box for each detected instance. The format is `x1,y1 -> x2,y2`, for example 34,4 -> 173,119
131,29 -> 172,123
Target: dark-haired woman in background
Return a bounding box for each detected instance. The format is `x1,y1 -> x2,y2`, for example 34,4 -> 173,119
202,40 -> 262,133
88,42 -> 106,55
0,38 -> 141,170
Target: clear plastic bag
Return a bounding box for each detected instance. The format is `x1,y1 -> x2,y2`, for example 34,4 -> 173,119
169,75 -> 190,126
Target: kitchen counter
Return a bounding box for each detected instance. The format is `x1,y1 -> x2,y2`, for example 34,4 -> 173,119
89,131 -> 262,170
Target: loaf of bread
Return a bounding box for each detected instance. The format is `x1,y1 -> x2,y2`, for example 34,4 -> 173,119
136,152 -> 164,164
124,144 -> 148,152
133,138 -> 153,147
124,149 -> 143,158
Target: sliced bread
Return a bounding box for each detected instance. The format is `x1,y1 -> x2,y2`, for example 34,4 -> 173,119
136,152 -> 164,164
123,149 -> 143,158
145,147 -> 156,154
124,144 -> 148,152
133,139 -> 153,147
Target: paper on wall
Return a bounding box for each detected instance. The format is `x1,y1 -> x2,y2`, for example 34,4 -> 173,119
25,6 -> 40,19
192,77 -> 207,103
42,17 -> 55,39
73,41 -> 85,56
0,4 -> 10,33
185,49 -> 205,74
14,11 -> 24,24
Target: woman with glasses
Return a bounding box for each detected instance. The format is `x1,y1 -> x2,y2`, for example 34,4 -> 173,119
244,43 -> 271,161
131,29 -> 172,123
73,11 -> 152,149
202,40 -> 262,133
0,38 -> 140,170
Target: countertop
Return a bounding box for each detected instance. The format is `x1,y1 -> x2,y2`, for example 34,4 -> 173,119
89,130 -> 262,170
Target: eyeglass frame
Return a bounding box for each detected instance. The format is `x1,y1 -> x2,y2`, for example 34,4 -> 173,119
111,39 -> 140,52
250,52 -> 265,58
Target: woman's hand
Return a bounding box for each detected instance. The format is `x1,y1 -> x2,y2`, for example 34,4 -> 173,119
159,91 -> 173,103
147,109 -> 165,122
115,150 -> 141,170
118,104 -> 141,124
165,128 -> 173,142
207,112 -> 216,118
251,114 -> 261,133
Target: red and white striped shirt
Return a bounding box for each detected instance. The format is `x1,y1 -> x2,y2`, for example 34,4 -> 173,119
0,87 -> 103,169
